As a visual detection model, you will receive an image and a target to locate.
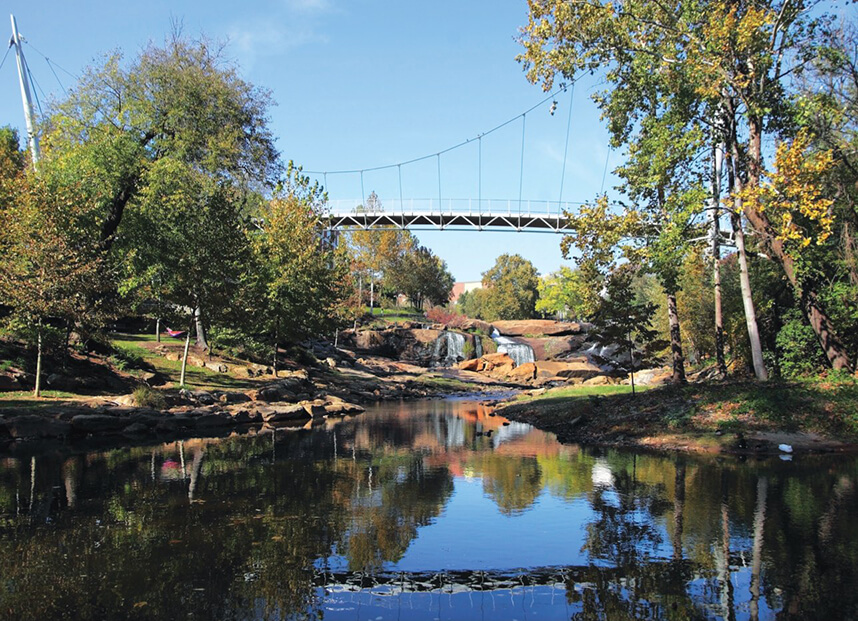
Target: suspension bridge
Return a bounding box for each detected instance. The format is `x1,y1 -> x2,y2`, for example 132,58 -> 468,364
5,14 -> 613,236
323,198 -> 578,233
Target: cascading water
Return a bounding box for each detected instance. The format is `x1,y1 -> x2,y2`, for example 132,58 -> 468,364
490,329 -> 535,367
433,331 -> 467,367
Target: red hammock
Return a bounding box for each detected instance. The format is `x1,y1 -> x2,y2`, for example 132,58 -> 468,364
165,328 -> 186,338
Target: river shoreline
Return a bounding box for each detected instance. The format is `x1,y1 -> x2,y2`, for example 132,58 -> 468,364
495,379 -> 858,456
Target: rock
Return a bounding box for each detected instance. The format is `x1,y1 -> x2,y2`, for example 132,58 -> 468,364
122,422 -> 150,435
219,392 -> 251,405
194,413 -> 235,428
515,335 -> 589,361
45,373 -> 79,391
141,371 -> 167,387
301,399 -> 329,418
491,320 -> 586,337
229,410 -> 253,424
206,363 -> 229,373
457,359 -> 481,372
6,415 -> 72,439
256,404 -> 310,423
71,414 -> 130,434
191,390 -> 217,405
534,360 -> 602,380
583,375 -> 611,386
323,401 -> 366,416
0,374 -> 21,392
324,357 -> 337,369
508,362 -> 537,381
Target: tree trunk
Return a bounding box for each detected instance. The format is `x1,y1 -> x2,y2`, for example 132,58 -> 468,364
750,476 -> 768,621
179,315 -> 192,387
742,114 -> 853,371
725,129 -> 768,381
673,461 -> 686,561
666,292 -> 687,384
156,317 -> 161,343
711,144 -> 728,378
193,306 -> 208,351
370,279 -> 374,315
34,322 -> 42,398
272,316 -> 279,378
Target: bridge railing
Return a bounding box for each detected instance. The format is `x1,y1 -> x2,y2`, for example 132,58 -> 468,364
324,198 -> 582,219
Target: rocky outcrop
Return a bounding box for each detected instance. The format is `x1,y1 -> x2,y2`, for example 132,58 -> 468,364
515,335 -> 589,360
492,320 -> 589,337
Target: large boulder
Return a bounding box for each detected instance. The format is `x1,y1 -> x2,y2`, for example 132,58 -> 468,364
0,374 -> 21,392
6,415 -> 72,439
492,320 -> 588,337
71,414 -> 131,434
533,360 -> 602,380
515,335 -> 589,361
255,403 -> 309,423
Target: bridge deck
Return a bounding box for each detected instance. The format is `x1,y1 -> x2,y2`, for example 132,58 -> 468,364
326,211 -> 568,232
322,198 -> 576,232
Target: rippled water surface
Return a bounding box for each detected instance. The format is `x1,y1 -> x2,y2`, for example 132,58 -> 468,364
2,397 -> 858,620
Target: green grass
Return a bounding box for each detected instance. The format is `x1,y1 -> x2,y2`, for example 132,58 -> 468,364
111,334 -> 261,391
0,390 -> 82,410
515,383 -> 648,403
415,375 -> 474,392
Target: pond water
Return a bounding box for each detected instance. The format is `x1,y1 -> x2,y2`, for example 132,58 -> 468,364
1,397 -> 857,620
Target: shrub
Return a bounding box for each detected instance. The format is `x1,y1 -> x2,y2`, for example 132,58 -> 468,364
133,385 -> 167,409
776,309 -> 825,377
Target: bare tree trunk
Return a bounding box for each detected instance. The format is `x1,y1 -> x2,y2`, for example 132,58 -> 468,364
666,293 -> 687,384
34,322 -> 42,398
725,136 -> 768,381
272,315 -> 279,378
673,461 -> 686,560
750,476 -> 768,621
710,144 -> 728,377
179,315 -> 192,387
155,317 -> 161,343
193,306 -> 208,351
370,279 -> 374,315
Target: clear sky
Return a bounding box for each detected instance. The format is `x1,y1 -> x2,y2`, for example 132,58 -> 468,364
1,1 -> 621,282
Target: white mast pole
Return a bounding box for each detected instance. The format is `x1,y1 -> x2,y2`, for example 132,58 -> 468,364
10,14 -> 40,166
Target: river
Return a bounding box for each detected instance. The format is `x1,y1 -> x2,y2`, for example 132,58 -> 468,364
1,396 -> 857,620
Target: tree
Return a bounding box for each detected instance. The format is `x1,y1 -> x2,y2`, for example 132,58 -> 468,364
479,254 -> 540,321
344,193 -> 418,312
386,245 -> 454,311
0,172 -> 112,395
248,164 -> 351,370
535,267 -> 592,320
519,0 -> 851,372
41,33 -> 279,350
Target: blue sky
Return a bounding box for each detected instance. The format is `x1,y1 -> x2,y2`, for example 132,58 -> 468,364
1,1 -> 620,281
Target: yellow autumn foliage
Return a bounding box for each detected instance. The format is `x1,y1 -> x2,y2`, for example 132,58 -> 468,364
738,130 -> 835,250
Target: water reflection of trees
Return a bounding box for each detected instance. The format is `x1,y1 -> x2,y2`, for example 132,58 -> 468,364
2,404 -> 858,620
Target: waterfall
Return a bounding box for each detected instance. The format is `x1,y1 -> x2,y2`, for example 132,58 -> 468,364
474,335 -> 483,359
490,329 -> 535,367
433,331 -> 466,367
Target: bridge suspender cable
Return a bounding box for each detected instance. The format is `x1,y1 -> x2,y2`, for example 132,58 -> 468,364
559,83 -> 575,206
518,113 -> 526,217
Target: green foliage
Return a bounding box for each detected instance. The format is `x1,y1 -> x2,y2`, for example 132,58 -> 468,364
590,264 -> 662,371
536,267 -> 591,320
474,254 -> 540,321
776,309 -> 826,377
132,385 -> 166,409
386,245 -> 454,311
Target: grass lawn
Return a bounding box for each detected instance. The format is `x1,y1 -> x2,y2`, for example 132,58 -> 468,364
0,390 -> 84,410
111,334 -> 263,392
497,375 -> 858,452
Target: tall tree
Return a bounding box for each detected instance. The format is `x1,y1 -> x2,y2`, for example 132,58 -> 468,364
386,245 -> 454,311
479,254 -> 540,321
